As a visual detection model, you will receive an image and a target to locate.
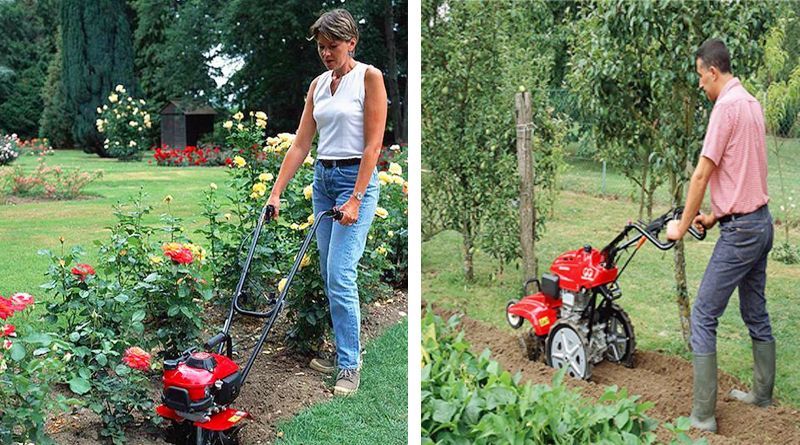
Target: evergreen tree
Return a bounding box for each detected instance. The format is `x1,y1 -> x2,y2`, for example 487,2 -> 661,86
61,0 -> 137,155
0,0 -> 58,137
40,26 -> 74,149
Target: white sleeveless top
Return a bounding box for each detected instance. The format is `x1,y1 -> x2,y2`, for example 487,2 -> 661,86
312,62 -> 369,160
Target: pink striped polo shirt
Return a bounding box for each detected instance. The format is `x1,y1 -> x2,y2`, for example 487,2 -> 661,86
700,77 -> 769,218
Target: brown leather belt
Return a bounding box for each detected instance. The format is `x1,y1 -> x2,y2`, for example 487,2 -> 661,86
318,158 -> 361,168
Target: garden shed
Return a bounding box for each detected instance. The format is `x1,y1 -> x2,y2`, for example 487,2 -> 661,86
159,99 -> 216,148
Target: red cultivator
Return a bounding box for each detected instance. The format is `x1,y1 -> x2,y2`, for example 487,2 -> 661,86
156,203 -> 341,444
506,208 -> 705,379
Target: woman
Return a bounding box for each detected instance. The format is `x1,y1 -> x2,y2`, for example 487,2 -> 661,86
267,8 -> 387,396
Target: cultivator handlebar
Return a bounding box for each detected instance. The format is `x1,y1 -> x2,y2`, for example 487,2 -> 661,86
602,207 -> 707,268
209,203 -> 342,384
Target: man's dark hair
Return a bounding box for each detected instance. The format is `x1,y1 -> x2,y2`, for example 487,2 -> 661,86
696,39 -> 731,73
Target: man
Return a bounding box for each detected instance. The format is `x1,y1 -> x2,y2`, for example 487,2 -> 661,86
666,39 -> 775,433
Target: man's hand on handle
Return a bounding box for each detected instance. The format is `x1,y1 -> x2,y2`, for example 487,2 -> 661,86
267,194 -> 281,219
338,196 -> 360,226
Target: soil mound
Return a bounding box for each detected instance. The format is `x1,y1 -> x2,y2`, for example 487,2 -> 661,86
440,309 -> 800,445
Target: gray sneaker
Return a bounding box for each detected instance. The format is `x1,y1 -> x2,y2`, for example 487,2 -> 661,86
309,356 -> 336,374
333,368 -> 360,396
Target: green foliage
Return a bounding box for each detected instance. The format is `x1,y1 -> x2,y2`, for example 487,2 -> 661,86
0,308 -> 74,445
772,241 -> 800,264
131,0 -> 223,110
90,365 -> 155,445
0,0 -> 58,138
422,0 -> 565,278
96,85 -> 154,160
39,25 -> 74,149
61,0 -> 137,156
421,309 -> 703,445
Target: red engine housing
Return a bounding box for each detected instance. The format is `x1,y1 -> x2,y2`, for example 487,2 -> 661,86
549,247 -> 618,291
509,246 -> 619,336
160,352 -> 242,414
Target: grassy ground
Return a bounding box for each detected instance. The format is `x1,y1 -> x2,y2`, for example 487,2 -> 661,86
275,319 -> 408,445
422,137 -> 800,407
0,151 -> 228,298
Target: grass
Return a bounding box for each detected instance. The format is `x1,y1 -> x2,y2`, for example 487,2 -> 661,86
275,319 -> 408,445
422,136 -> 800,408
0,150 -> 228,298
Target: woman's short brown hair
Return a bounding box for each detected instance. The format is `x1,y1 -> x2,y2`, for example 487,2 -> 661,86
309,9 -> 359,42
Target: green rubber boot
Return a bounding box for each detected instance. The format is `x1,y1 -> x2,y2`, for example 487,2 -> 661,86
690,353 -> 718,433
730,339 -> 775,407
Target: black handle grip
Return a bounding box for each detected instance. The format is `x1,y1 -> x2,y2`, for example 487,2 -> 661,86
332,207 -> 344,221
688,224 -> 707,240
204,333 -> 227,349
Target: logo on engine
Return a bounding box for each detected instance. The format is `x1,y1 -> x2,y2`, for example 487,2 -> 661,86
581,267 -> 596,280
539,316 -> 550,327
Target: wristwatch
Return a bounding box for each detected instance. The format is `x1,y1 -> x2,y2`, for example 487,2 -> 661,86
353,191 -> 364,201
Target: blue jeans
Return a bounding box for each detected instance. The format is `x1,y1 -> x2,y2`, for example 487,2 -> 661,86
691,205 -> 774,354
312,161 -> 379,369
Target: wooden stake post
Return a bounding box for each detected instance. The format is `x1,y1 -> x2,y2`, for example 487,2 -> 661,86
515,91 -> 537,280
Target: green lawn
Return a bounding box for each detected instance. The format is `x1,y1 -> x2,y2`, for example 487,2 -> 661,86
422,136 -> 800,407
0,150 -> 228,298
275,319 -> 408,445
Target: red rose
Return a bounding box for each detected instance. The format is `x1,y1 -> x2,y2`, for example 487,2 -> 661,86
1,324 -> 15,337
165,247 -> 194,265
71,263 -> 96,281
122,346 -> 151,371
9,293 -> 33,310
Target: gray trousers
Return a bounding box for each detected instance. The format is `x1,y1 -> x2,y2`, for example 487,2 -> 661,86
691,205 -> 774,354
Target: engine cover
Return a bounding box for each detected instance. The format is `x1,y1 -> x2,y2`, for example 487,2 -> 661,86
162,352 -> 241,413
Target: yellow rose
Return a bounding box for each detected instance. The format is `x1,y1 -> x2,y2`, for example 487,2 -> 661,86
278,132 -> 294,143
307,214 -> 315,224
303,155 -> 314,166
255,119 -> 267,129
290,223 -> 301,230
378,171 -> 391,185
278,278 -> 287,293
233,112 -> 244,121
109,93 -> 119,103
266,136 -> 280,146
115,84 -> 125,93
223,121 -> 233,130
303,184 -> 313,200
375,207 -> 389,219
376,246 -> 387,256
388,162 -> 402,176
237,123 -> 245,131
250,192 -> 259,199
233,156 -> 246,168
392,175 -> 404,185
258,173 -> 274,182
388,231 -> 394,238
255,111 -> 267,121
252,182 -> 267,196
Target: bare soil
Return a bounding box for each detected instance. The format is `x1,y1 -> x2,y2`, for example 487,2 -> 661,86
436,307 -> 800,445
47,291 -> 407,445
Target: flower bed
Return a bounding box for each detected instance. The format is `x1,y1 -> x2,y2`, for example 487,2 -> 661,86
3,158 -> 102,200
17,137 -> 54,157
152,144 -> 230,166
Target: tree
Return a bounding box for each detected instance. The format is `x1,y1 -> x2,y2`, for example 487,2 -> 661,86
61,0 -> 138,155
217,0 -> 406,140
39,25 -> 74,149
422,0 -> 565,280
568,0 -> 774,349
0,0 -> 58,138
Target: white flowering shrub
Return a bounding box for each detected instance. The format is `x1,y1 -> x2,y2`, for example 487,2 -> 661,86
0,133 -> 20,166
95,85 -> 152,161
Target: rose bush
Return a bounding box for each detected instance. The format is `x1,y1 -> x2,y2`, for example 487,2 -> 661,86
17,137 -> 54,157
5,157 -> 102,200
0,292 -> 74,444
96,84 -> 153,161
